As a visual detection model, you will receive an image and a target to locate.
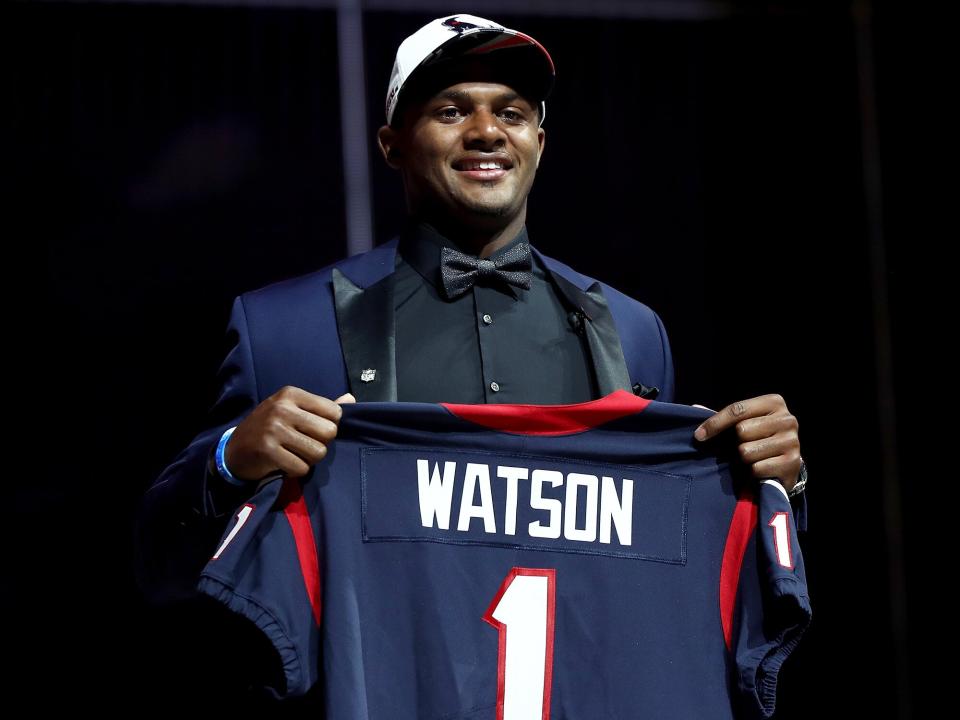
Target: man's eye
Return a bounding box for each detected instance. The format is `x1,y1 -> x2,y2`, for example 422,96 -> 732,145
437,107 -> 462,119
499,109 -> 526,123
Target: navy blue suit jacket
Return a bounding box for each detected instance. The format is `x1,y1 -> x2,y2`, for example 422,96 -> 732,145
135,237 -> 675,603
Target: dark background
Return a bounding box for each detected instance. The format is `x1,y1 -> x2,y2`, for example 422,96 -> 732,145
25,0 -> 927,715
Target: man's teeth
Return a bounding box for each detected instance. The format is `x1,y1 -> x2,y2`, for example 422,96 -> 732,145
462,161 -> 505,170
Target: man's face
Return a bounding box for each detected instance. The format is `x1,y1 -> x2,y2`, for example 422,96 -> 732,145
379,80 -> 546,227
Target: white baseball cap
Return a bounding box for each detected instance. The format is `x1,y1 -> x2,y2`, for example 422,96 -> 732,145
385,13 -> 556,127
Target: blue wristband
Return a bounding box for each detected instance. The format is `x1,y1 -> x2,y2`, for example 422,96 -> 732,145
215,426 -> 246,486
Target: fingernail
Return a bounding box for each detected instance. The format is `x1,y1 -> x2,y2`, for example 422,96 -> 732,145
694,427 -> 707,441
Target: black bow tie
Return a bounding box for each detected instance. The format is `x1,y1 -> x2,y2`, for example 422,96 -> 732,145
440,242 -> 533,300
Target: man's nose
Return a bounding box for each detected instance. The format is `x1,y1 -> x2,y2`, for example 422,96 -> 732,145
463,107 -> 506,147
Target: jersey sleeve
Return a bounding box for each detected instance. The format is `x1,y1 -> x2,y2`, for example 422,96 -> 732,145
731,480 -> 812,718
196,476 -> 323,699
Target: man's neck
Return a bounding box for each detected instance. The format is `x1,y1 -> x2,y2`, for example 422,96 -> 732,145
412,211 -> 526,258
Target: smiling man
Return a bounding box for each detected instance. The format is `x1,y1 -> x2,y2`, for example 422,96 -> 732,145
135,13 -> 811,714
139,10 -> 805,636
383,79 -> 540,231
377,72 -> 545,251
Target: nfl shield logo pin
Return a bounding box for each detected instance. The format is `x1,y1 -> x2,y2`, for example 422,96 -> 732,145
360,368 -> 376,383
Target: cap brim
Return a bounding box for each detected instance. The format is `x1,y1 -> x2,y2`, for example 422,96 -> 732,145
418,28 -> 555,101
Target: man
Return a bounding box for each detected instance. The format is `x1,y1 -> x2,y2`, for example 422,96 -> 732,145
136,12 -> 805,610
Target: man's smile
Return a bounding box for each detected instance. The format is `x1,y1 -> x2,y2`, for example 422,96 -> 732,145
452,153 -> 514,181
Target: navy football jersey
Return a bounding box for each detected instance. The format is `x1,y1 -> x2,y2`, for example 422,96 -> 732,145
198,390 -> 810,719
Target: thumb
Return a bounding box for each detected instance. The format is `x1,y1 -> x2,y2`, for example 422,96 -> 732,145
335,392 -> 357,404
692,403 -> 716,441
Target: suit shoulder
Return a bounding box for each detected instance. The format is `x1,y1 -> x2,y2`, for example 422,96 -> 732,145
535,248 -> 662,321
239,239 -> 399,306
597,280 -> 663,325
533,249 -> 595,290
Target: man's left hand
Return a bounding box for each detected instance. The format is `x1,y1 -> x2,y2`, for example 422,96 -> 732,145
693,394 -> 802,493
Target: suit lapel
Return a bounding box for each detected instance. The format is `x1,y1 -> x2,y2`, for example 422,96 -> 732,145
539,259 -> 634,397
332,267 -> 397,402
331,237 -> 634,402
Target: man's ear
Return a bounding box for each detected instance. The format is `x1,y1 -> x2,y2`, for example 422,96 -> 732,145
536,127 -> 545,168
377,125 -> 402,169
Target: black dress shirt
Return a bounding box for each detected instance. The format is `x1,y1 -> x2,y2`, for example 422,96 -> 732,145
394,220 -> 598,404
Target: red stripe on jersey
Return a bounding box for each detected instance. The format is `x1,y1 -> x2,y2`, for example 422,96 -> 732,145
441,388 -> 651,436
279,478 -> 323,627
719,489 -> 758,651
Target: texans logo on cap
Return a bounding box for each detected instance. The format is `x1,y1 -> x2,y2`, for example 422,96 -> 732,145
441,17 -> 481,34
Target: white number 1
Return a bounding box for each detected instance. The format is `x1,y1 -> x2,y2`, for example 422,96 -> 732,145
483,568 -> 557,720
768,512 -> 794,569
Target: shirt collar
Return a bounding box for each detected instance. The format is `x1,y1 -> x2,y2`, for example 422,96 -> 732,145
398,218 -> 531,294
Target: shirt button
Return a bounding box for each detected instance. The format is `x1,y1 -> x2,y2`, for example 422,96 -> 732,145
490,381 -> 500,392
482,313 -> 493,325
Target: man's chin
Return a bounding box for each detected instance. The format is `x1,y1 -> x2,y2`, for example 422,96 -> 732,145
418,191 -> 522,226
456,194 -> 517,219
465,203 -> 512,218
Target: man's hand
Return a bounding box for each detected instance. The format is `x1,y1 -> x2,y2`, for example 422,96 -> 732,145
693,394 -> 802,492
225,386 -> 356,482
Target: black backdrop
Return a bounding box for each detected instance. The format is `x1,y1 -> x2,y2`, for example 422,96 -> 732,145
25,0 -> 926,715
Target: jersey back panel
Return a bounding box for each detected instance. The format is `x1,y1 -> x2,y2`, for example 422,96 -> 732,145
198,391 -> 810,719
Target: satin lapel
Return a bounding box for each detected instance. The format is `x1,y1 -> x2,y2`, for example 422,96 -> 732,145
548,271 -> 633,396
332,268 -> 397,402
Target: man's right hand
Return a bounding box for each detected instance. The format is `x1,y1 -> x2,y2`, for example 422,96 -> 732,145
224,387 -> 356,482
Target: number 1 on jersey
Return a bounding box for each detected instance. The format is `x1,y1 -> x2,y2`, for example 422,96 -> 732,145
484,568 -> 557,720
768,512 -> 795,569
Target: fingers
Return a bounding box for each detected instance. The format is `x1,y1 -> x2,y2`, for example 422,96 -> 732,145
694,394 -> 786,441
228,387 -> 353,481
279,394 -> 361,476
748,452 -> 803,489
274,386 -> 346,422
689,393 -> 802,490
273,444 -> 320,479
274,388 -> 350,471
291,411 -> 339,446
737,433 -> 799,465
731,413 -> 798,442
738,421 -> 801,489
276,422 -> 332,474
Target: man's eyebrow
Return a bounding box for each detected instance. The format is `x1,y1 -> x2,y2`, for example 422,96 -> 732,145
433,89 -> 524,105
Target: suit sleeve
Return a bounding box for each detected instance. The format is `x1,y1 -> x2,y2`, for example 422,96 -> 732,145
790,489 -> 808,534
652,309 -> 676,403
134,295 -> 261,605
732,482 -> 812,718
